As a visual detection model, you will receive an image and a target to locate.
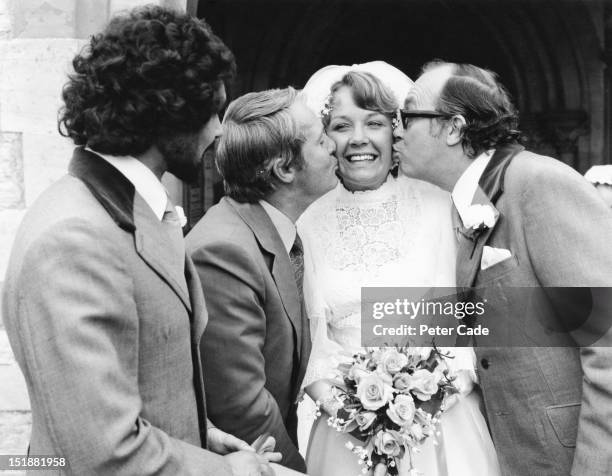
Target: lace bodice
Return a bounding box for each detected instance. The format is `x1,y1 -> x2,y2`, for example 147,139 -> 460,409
316,181 -> 417,276
297,175 -> 471,384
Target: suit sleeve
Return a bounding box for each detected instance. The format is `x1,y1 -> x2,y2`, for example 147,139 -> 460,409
14,219 -> 232,476
191,239 -> 305,470
521,164 -> 612,475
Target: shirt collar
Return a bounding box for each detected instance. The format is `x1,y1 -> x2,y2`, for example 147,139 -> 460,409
452,149 -> 494,226
86,147 -> 168,221
259,200 -> 296,254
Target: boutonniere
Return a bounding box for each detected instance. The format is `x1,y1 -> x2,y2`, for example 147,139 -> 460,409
460,204 -> 498,240
175,205 -> 188,228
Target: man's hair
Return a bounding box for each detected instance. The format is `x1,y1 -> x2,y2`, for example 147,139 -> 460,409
216,87 -> 305,203
324,71 -> 398,128
424,60 -> 521,157
58,5 -> 235,156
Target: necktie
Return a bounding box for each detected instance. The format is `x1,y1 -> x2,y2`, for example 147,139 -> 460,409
289,233 -> 304,302
289,232 -> 309,396
162,198 -> 185,273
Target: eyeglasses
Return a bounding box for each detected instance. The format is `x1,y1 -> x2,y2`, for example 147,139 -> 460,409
399,109 -> 451,128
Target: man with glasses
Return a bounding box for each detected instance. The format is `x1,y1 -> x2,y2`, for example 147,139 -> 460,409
393,61 -> 612,476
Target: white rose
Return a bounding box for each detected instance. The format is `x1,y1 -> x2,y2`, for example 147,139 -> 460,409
463,204 -> 496,229
409,369 -> 441,401
355,411 -> 377,430
373,430 -> 402,457
380,349 -> 409,375
356,374 -> 394,411
348,363 -> 371,384
386,394 -> 416,428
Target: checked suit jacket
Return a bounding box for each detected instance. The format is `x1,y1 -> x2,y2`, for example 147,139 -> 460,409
455,144 -> 612,476
2,147 -> 232,475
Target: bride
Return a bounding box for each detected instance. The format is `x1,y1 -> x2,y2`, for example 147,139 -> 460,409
297,62 -> 500,476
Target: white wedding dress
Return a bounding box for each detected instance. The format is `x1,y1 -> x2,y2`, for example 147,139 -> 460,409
296,175 -> 500,476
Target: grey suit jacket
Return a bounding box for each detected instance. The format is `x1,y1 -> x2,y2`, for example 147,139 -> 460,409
186,197 -> 310,473
1,148 -> 232,475
455,144 -> 612,476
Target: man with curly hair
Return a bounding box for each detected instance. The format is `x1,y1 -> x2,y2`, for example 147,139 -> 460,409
393,61 -> 612,475
2,6 -> 277,476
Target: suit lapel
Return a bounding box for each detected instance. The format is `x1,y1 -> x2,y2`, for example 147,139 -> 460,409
456,215 -> 497,288
186,257 -> 207,341
69,147 -> 191,312
185,255 -> 208,445
70,147 -> 207,442
226,198 -> 304,358
68,147 -> 136,232
456,144 -> 524,288
133,195 -> 191,312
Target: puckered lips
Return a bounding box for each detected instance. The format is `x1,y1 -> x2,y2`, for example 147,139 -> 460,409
344,153 -> 378,163
392,145 -> 403,159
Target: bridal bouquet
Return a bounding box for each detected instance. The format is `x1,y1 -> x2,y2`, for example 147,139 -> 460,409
317,347 -> 458,476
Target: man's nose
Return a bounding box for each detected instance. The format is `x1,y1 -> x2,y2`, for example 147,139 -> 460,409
326,135 -> 336,155
393,123 -> 404,141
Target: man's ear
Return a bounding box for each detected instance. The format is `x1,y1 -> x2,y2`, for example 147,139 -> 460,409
270,157 -> 295,184
446,115 -> 466,147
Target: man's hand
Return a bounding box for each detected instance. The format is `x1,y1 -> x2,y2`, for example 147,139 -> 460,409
208,427 -> 252,455
251,434 -> 282,463
224,451 -> 276,476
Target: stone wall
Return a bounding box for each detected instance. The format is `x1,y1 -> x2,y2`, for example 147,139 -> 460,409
0,0 -> 188,310
0,0 -> 186,462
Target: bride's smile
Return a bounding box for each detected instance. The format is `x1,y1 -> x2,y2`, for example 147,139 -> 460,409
345,153 -> 378,162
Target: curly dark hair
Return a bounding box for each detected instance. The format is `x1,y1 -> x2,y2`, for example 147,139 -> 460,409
58,5 -> 236,156
424,61 -> 522,158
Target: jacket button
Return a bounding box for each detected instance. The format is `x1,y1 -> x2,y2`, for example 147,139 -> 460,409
480,358 -> 490,369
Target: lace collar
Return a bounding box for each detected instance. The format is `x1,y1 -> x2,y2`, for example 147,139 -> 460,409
336,174 -> 397,203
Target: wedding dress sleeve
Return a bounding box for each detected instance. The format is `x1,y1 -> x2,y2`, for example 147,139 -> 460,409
300,227 -> 348,390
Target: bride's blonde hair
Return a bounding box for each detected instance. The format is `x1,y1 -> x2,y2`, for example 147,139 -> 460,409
323,71 -> 398,128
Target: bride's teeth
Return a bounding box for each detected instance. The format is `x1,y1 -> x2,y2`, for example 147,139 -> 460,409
348,154 -> 375,162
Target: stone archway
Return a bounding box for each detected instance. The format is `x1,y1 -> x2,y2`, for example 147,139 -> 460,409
191,0 -> 608,219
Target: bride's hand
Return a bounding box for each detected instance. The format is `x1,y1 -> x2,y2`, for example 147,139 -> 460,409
307,380 -> 344,418
319,394 -> 343,418
444,369 -> 476,411
373,463 -> 388,476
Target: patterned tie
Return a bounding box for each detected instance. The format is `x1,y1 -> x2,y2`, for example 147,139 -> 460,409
162,198 -> 185,273
289,233 -> 304,302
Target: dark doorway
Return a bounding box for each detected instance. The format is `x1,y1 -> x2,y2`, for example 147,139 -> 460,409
185,0 -> 607,223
